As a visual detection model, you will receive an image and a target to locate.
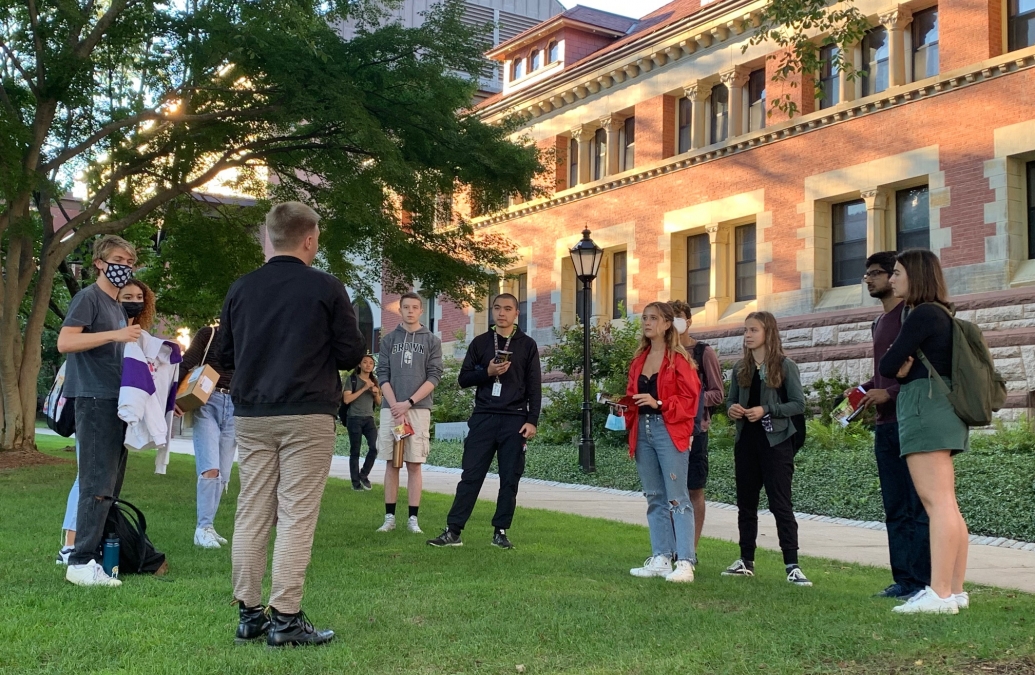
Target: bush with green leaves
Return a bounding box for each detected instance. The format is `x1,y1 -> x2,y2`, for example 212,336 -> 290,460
431,357 -> 475,424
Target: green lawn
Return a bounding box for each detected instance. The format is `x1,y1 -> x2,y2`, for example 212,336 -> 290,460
1,436 -> 1034,675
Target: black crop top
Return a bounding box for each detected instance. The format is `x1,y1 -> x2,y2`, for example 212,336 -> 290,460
637,372 -> 660,415
878,303 -> 954,384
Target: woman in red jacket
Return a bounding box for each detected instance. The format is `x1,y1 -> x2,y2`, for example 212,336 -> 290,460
624,302 -> 701,583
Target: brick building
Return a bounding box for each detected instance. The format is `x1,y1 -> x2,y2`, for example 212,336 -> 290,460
381,0 -> 1035,414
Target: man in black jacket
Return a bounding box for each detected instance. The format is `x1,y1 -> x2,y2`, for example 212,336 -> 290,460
217,201 -> 365,647
427,293 -> 542,550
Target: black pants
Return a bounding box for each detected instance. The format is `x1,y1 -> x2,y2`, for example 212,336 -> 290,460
874,422 -> 931,592
70,397 -> 128,565
446,413 -> 526,533
346,416 -> 378,486
734,436 -> 798,564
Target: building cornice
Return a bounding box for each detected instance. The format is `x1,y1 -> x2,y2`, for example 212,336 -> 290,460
473,46 -> 1035,229
477,0 -> 765,119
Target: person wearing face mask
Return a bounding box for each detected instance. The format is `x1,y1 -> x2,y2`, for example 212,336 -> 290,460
668,300 -> 725,552
57,235 -> 142,587
56,278 -> 157,566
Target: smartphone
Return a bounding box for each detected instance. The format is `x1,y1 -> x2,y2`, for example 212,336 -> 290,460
495,350 -> 513,363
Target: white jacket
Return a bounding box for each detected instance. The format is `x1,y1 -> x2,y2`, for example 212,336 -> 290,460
118,331 -> 182,474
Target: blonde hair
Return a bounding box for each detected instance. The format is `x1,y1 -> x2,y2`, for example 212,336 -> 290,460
266,201 -> 320,250
92,235 -> 136,267
633,301 -> 692,366
736,311 -> 786,389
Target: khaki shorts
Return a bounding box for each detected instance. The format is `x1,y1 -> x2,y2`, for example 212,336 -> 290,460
377,407 -> 431,464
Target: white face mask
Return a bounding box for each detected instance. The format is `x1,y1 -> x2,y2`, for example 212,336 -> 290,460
672,317 -> 688,335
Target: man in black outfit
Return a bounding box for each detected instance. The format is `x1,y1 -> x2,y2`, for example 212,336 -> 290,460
427,293 -> 542,549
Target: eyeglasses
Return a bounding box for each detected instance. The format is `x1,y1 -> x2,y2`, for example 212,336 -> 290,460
862,270 -> 889,279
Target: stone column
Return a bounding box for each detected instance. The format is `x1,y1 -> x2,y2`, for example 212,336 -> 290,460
704,223 -> 731,324
684,83 -> 710,150
571,125 -> 594,185
861,188 -> 890,254
880,6 -> 912,87
600,116 -> 625,176
721,67 -> 750,137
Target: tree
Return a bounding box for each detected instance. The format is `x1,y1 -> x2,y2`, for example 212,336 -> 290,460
0,0 -> 544,452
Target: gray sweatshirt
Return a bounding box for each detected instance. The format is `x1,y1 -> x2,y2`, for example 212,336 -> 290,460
376,323 -> 443,409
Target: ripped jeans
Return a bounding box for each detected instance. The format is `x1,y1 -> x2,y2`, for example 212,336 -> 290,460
635,414 -> 696,564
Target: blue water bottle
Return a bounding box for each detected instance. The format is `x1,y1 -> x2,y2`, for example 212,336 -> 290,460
102,533 -> 120,578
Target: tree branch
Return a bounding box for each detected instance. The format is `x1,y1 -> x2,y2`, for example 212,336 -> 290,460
74,0 -> 132,60
0,38 -> 41,97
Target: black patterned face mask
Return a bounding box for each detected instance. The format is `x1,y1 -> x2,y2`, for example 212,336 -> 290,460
103,262 -> 133,288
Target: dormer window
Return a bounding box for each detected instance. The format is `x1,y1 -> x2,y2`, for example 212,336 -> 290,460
529,49 -> 541,72
512,57 -> 525,80
548,41 -> 560,63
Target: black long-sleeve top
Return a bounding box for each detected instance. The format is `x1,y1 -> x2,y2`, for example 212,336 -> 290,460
458,326 -> 542,425
878,303 -> 954,384
217,256 -> 366,417
179,325 -> 233,390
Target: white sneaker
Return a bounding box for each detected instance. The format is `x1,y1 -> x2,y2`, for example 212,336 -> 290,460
55,546 -> 74,565
194,527 -> 221,549
630,555 -> 672,578
954,591 -> 969,609
892,586 -> 959,614
65,559 -> 121,587
209,528 -> 229,545
376,514 -> 396,532
407,516 -> 423,534
665,559 -> 695,583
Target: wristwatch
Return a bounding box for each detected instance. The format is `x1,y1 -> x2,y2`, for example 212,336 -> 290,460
656,399 -> 663,409
407,397 -> 415,406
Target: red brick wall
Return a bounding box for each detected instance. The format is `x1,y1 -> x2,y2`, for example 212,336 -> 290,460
940,0 -> 1003,72
560,27 -> 618,64
766,51 -> 816,123
635,94 -> 676,164
437,300 -> 469,342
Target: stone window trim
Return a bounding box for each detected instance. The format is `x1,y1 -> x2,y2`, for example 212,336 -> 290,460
986,119 -> 1035,288
553,225 -> 638,329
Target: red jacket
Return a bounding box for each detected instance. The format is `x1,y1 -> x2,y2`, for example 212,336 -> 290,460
624,347 -> 701,457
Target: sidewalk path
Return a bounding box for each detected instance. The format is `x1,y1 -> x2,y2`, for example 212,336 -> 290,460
40,429 -> 1035,593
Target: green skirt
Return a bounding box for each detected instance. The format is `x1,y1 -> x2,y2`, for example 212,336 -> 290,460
897,377 -> 969,456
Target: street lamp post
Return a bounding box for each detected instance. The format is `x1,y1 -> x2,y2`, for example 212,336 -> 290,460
569,228 -> 604,474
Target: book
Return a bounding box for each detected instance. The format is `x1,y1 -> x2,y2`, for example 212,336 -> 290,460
392,420 -> 414,441
831,386 -> 867,427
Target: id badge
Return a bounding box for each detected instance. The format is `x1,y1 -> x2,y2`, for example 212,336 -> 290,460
492,382 -> 502,397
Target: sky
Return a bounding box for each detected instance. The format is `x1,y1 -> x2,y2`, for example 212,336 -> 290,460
559,0 -> 673,18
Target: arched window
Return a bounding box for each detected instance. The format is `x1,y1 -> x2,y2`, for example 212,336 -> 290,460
512,57 -> 525,81
547,41 -> 560,62
710,83 -> 729,144
529,50 -> 541,72
355,298 -> 374,354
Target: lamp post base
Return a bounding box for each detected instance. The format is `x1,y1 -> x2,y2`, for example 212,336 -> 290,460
579,437 -> 596,474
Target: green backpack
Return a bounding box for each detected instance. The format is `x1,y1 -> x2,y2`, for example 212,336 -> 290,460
914,303 -> 1007,427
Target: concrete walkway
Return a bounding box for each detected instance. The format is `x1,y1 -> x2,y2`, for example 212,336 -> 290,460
40,429 -> 1035,593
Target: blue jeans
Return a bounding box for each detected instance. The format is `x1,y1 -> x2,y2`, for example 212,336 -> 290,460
875,422 -> 931,592
62,439 -> 80,533
634,415 -> 696,564
193,391 -> 236,529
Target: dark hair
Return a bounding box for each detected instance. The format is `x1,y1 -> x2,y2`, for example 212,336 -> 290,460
493,293 -> 519,309
896,249 -> 950,307
399,292 -> 423,307
668,299 -> 692,319
865,251 -> 897,276
737,311 -> 786,389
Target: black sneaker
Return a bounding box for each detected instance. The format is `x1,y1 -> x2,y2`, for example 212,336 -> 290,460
351,482 -> 363,491
875,583 -> 907,598
491,531 -> 513,549
721,558 -> 755,577
359,477 -> 372,491
786,566 -> 813,587
266,607 -> 334,648
426,529 -> 463,547
234,604 -> 270,644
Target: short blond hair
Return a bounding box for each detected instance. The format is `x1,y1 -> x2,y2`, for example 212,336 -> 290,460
92,235 -> 137,265
266,202 -> 320,250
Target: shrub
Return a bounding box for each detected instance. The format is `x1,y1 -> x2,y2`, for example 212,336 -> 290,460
431,332 -> 475,425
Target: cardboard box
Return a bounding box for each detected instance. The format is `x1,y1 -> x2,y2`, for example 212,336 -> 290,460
176,364 -> 219,411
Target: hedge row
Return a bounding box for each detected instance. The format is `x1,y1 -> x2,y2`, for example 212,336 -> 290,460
426,416 -> 1035,543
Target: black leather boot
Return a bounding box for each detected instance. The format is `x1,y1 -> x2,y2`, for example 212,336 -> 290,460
234,604 -> 270,644
266,607 -> 335,647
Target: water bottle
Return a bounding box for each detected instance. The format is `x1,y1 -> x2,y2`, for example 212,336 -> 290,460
102,533 -> 120,578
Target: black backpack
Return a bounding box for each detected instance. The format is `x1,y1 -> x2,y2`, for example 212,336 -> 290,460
777,364 -> 807,453
336,374 -> 359,426
690,342 -> 710,435
103,497 -> 167,575
44,361 -> 76,437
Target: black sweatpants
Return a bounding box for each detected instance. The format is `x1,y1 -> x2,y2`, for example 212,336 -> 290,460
734,436 -> 799,565
346,416 -> 378,486
70,397 -> 128,565
446,413 -> 526,533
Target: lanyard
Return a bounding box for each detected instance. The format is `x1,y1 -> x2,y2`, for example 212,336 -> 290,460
492,327 -> 514,383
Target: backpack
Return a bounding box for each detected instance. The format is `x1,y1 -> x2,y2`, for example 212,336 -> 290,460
777,361 -> 807,453
102,497 -> 167,575
914,303 -> 1007,427
690,342 -> 710,435
44,361 -> 76,437
336,374 -> 360,426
